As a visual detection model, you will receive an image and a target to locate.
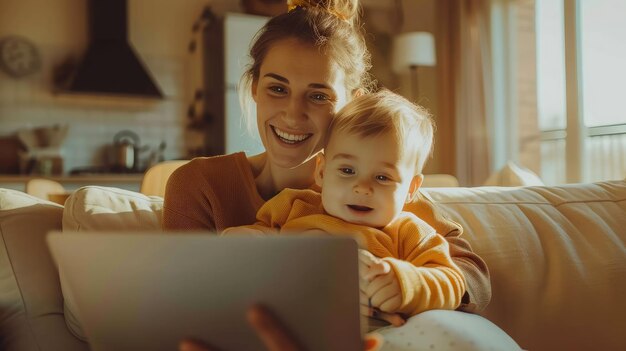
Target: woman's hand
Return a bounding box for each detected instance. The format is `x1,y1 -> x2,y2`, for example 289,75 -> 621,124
179,305 -> 302,351
178,304 -> 384,351
246,304 -> 302,351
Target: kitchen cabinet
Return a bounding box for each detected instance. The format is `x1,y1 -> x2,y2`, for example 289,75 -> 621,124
202,12 -> 268,156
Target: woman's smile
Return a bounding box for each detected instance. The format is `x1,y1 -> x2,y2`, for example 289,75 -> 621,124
271,125 -> 313,145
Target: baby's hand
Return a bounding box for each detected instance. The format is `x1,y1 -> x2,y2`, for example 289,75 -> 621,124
358,250 -> 391,281
366,267 -> 402,313
358,250 -> 405,325
359,290 -> 406,327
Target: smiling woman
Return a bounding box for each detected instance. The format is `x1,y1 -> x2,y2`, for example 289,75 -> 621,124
164,0 -> 374,231
164,0 -> 490,310
163,1 -> 497,350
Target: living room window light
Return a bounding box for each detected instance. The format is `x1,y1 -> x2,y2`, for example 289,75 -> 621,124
536,0 -> 626,184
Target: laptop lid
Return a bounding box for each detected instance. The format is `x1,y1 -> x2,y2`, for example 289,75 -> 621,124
47,233 -> 362,351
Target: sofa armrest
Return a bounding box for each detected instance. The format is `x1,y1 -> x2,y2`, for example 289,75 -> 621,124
0,188 -> 87,351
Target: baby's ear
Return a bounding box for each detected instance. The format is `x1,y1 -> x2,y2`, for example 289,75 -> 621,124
314,153 -> 326,188
352,88 -> 365,98
406,174 -> 424,203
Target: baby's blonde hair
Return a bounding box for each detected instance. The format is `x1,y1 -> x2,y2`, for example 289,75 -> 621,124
327,89 -> 435,174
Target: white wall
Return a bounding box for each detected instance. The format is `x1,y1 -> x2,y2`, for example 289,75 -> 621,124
0,0 -> 238,172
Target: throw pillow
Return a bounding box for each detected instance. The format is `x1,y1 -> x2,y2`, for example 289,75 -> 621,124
483,161 -> 544,186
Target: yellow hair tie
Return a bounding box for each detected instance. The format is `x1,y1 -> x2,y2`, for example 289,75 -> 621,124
287,0 -> 348,22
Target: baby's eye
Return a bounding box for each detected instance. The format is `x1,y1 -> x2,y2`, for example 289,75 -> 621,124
376,175 -> 391,182
339,167 -> 355,175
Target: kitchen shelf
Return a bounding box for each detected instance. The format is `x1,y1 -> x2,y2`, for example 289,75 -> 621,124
0,174 -> 143,192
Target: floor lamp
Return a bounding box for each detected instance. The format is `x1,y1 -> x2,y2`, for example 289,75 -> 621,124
392,32 -> 436,102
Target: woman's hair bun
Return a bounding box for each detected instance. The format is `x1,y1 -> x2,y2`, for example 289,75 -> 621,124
287,0 -> 360,25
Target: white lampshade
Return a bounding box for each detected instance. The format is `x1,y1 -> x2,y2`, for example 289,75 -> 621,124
391,32 -> 436,74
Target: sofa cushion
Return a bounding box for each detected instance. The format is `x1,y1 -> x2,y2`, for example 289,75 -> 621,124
422,180 -> 626,351
63,186 -> 164,232
61,186 -> 164,340
0,188 -> 87,351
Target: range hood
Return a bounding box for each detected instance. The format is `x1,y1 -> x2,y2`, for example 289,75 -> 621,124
61,0 -> 163,98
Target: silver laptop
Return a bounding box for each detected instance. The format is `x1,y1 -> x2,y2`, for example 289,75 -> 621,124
47,232 -> 362,351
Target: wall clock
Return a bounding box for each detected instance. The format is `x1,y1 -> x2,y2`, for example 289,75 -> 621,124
0,35 -> 42,78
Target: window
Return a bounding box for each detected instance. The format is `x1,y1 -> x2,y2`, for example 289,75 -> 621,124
536,0 -> 625,184
580,0 -> 626,128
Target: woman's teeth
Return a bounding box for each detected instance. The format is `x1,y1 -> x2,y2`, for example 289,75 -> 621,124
273,126 -> 312,144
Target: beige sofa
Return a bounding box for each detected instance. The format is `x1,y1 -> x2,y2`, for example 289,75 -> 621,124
1,180 -> 625,351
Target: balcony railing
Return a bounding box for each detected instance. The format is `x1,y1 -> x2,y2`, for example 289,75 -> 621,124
540,123 -> 626,184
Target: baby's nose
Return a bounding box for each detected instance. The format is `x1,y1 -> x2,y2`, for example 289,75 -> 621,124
353,182 -> 372,195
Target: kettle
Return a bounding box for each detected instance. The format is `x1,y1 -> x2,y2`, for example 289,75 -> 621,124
112,130 -> 142,172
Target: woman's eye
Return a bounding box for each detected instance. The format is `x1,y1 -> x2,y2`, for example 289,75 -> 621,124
268,86 -> 287,95
339,168 -> 355,175
310,93 -> 330,102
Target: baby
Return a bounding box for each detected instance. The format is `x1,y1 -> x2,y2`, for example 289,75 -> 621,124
223,90 -> 466,327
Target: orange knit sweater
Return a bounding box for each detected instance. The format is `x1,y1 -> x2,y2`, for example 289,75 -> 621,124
230,188 -> 467,316
163,153 -> 490,312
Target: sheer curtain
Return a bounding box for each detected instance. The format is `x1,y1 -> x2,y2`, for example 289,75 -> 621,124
436,0 -> 494,186
435,0 -> 543,186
